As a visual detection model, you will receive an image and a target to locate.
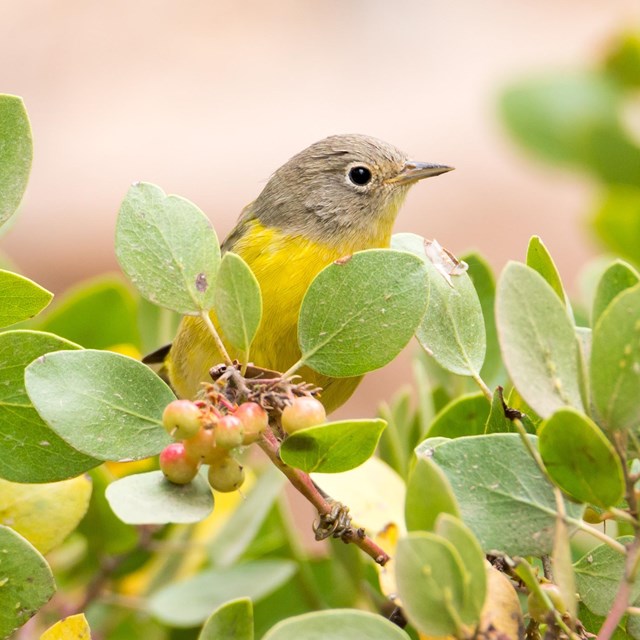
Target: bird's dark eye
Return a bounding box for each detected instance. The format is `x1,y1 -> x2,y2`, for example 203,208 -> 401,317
348,166 -> 372,186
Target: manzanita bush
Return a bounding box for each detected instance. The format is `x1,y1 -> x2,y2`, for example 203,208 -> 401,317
2,29 -> 640,637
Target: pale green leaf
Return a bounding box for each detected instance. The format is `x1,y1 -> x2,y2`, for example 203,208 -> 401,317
0,270 -> 52,328
592,260 -> 640,326
199,598 -> 253,640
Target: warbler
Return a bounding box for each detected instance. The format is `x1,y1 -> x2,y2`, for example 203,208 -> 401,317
166,134 -> 452,412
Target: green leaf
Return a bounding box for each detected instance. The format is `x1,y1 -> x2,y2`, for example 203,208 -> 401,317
579,603 -> 631,640
148,560 -> 296,627
115,182 -> 220,314
262,610 -> 410,640
593,186 -> 640,265
297,249 -> 427,377
214,252 -> 262,358
574,537 -> 636,616
199,598 -> 253,640
496,262 -> 584,418
25,349 -> 173,460
396,532 -> 475,636
485,387 -> 512,434
435,514 -> 487,620
405,454 -> 460,532
430,433 -> 584,556
552,506 -> 577,619
0,331 -> 98,483
0,95 -> 33,229
0,525 -> 54,638
279,419 -> 386,473
0,270 -> 52,328
105,470 -> 213,525
526,236 -> 565,304
37,276 -> 141,350
463,252 -> 502,383
427,392 -> 490,438
539,408 -> 624,508
393,233 -> 486,377
592,260 -> 640,326
591,284 -> 640,431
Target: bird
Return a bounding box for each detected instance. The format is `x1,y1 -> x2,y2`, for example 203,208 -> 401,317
165,134 -> 452,413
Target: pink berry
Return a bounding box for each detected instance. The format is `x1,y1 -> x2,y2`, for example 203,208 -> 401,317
159,442 -> 199,485
235,402 -> 269,444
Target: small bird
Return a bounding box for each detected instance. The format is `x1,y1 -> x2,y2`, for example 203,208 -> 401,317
167,134 -> 452,412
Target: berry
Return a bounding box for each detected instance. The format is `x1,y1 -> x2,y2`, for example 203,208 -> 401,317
184,426 -> 222,464
215,415 -> 244,450
162,399 -> 202,440
159,442 -> 199,485
281,396 -> 326,434
527,583 -> 567,622
235,402 -> 269,444
207,455 -> 245,492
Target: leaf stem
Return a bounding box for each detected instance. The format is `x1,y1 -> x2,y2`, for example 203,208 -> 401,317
199,310 -> 232,366
472,372 -> 493,402
281,358 -> 304,379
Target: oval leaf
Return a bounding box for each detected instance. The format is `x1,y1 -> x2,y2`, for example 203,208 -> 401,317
279,419 -> 386,473
262,610 -> 410,640
427,392 -> 490,438
106,470 -> 213,525
393,233 -> 486,377
199,598 -> 253,640
526,236 -> 565,304
592,260 -> 640,326
25,349 -> 173,460
115,182 -> 220,314
591,284 -> 640,431
214,252 -> 262,357
0,95 -> 33,229
297,249 -> 428,377
0,270 -> 52,328
496,261 -> 584,418
539,408 -> 624,508
0,330 -> 99,483
0,525 -> 54,639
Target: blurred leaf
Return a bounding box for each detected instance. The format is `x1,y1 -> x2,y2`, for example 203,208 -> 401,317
463,252 -> 502,384
501,72 -> 640,185
593,186 -> 640,265
552,503 -> 578,620
377,389 -> 414,478
396,532 -> 475,636
0,95 -> 32,229
262,610 -> 410,640
593,260 -> 640,325
214,252 -> 262,358
115,182 -> 220,314
0,270 -> 52,328
0,525 -> 54,638
148,560 -> 296,627
106,470 -> 213,525
40,613 -> 92,640
199,598 -> 253,640
481,564 -> 524,637
496,262 -> 584,418
280,419 -> 386,473
0,475 -> 91,554
405,455 -> 460,532
579,604 -> 631,640
539,408 -> 624,508
591,284 -> 640,431
628,599 -> 640,640
427,392 -> 490,438
393,233 -> 486,378
137,297 -> 181,355
526,236 -> 566,304
37,276 -> 140,350
574,537 -> 636,616
297,249 -> 427,377
605,31 -> 640,88
430,433 -> 584,556
25,349 -> 173,460
0,331 -> 98,483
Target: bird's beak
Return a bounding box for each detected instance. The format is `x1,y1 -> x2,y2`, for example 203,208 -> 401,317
386,161 -> 454,185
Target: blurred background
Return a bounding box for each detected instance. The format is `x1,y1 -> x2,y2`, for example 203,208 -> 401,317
2,0 -> 640,417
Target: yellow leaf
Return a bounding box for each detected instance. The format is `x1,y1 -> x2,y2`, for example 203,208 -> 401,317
40,613 -> 92,639
0,474 -> 92,554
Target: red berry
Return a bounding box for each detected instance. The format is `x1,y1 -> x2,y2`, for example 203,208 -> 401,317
207,455 -> 245,492
235,402 -> 269,444
159,442 -> 199,485
215,415 -> 244,450
162,399 -> 202,440
281,396 -> 326,434
184,427 -> 222,464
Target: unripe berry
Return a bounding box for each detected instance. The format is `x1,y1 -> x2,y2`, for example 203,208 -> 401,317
207,455 -> 245,493
215,415 -> 244,450
184,426 -> 222,464
162,399 -> 202,440
281,396 -> 326,434
235,402 -> 269,444
159,442 -> 199,485
527,583 -> 567,622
